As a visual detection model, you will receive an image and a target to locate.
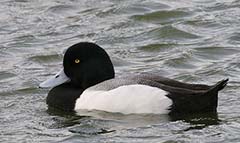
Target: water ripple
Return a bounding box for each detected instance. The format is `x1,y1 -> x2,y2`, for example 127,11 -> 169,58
132,9 -> 192,24
0,0 -> 240,143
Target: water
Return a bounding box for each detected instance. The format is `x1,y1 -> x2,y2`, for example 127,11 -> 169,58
0,0 -> 240,142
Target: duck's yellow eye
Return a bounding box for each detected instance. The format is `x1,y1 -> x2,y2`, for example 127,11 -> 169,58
75,59 -> 80,64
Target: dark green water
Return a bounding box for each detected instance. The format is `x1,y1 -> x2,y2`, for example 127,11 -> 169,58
0,0 -> 240,142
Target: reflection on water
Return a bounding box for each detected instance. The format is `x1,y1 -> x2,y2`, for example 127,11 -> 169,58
170,112 -> 220,131
1,0 -> 240,142
46,107 -> 220,136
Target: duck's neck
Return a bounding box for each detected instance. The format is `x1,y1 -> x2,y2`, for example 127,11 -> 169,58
71,62 -> 115,90
77,74 -> 115,90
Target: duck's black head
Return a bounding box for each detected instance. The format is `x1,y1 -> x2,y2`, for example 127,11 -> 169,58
40,42 -> 115,111
40,42 -> 115,89
63,42 -> 115,89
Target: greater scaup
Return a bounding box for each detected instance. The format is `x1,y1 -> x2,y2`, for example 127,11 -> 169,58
40,42 -> 228,115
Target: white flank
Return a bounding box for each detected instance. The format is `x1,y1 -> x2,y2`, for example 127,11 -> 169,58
74,84 -> 172,114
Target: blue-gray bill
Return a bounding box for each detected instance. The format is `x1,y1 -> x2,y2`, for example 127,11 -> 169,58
39,69 -> 70,88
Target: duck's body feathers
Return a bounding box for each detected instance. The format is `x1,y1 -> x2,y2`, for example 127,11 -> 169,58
75,84 -> 172,114
74,74 -> 228,114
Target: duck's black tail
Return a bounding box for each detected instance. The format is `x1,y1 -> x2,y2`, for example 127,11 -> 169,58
206,78 -> 229,112
210,78 -> 229,92
169,79 -> 229,115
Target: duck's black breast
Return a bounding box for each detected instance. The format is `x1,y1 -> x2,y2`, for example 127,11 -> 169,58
46,83 -> 83,111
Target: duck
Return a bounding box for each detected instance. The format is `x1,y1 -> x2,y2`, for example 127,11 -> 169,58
39,42 -> 228,115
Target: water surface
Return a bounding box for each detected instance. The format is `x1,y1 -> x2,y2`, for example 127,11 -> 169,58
1,0 -> 240,142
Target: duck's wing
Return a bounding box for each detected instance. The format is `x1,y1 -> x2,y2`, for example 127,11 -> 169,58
89,74 -> 227,94
88,75 -> 205,92
135,74 -> 211,90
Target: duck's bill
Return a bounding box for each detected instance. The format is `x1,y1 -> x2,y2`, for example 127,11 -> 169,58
39,69 -> 70,88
